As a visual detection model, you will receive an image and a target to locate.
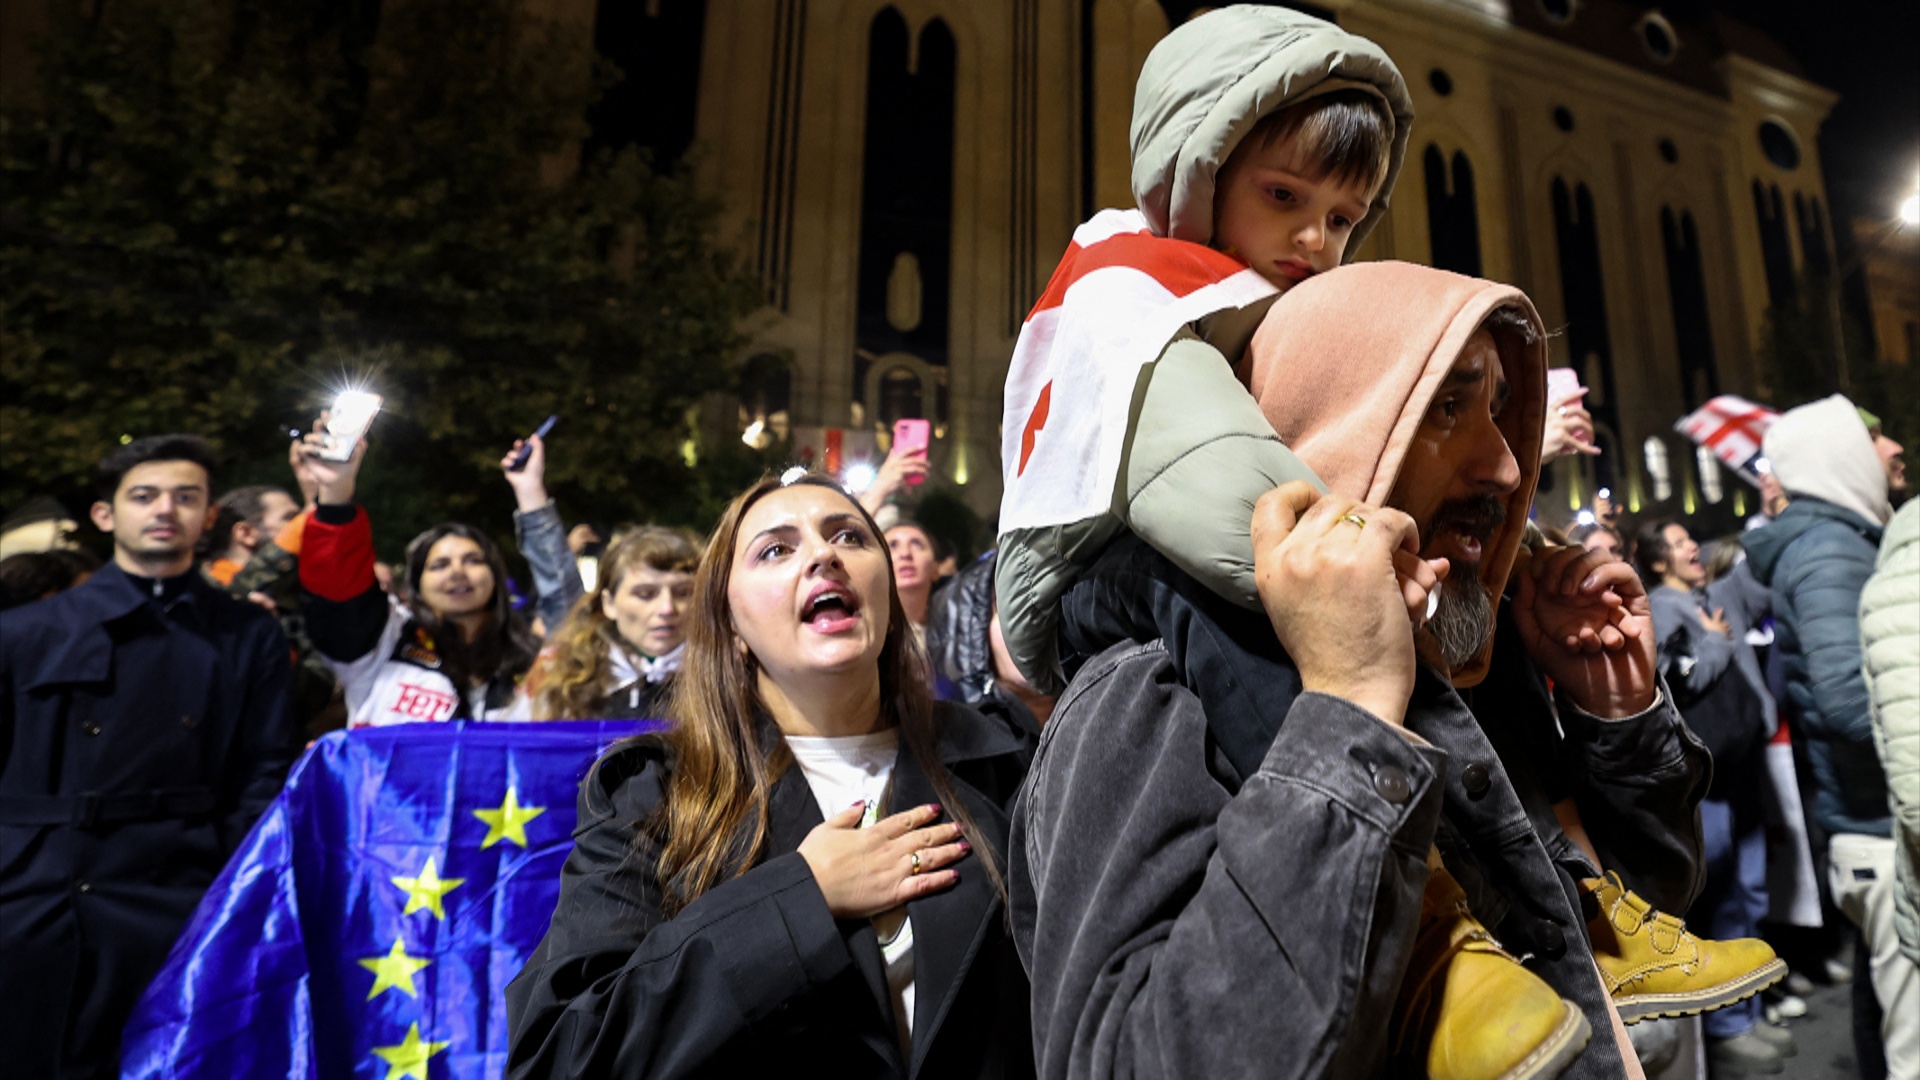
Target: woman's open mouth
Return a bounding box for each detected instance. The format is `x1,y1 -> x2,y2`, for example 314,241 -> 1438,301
802,583 -> 862,634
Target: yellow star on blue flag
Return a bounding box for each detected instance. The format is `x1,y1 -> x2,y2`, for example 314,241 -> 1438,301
473,786 -> 547,849
391,856 -> 464,920
370,1022 -> 449,1080
358,936 -> 432,1000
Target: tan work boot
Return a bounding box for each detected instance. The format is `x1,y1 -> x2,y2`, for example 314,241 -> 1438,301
1582,871 -> 1787,1024
1394,864 -> 1591,1080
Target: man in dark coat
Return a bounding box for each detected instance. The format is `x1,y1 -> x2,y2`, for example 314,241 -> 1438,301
0,434 -> 301,1079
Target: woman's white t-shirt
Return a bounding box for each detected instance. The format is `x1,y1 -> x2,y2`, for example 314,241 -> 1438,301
785,729 -> 916,1056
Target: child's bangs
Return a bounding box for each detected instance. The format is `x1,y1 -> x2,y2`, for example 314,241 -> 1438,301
1252,92 -> 1393,195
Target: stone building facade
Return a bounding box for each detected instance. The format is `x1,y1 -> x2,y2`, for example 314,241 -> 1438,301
635,0 -> 1848,528
1,0 -> 1859,527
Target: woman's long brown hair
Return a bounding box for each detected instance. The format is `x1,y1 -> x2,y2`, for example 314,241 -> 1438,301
651,473 -> 1005,917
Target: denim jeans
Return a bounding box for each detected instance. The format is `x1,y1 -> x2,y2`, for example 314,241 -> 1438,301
1695,797 -> 1768,1038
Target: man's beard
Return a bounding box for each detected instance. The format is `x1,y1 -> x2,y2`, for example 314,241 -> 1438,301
1424,495 -> 1505,670
1429,569 -> 1494,670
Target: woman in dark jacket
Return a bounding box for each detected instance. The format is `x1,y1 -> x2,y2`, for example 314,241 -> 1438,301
505,472 -> 1034,1079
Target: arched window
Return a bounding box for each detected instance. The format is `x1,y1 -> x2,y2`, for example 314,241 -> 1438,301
738,353 -> 792,448
1794,193 -> 1832,276
1753,180 -> 1796,309
1424,145 -> 1482,277
877,366 -> 925,427
1696,445 -> 1724,505
1644,436 -> 1672,503
856,11 -> 956,370
1553,178 -> 1619,494
1660,207 -> 1718,409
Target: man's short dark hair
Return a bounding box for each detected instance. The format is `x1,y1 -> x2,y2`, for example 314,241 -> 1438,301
200,485 -> 284,557
96,435 -> 218,501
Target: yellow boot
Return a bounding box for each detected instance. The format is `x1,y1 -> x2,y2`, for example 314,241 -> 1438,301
1582,870 -> 1787,1024
1394,864 -> 1591,1080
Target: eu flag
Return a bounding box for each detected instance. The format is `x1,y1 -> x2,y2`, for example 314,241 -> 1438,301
121,720 -> 657,1079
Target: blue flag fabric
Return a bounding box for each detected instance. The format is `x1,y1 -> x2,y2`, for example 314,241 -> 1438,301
122,719 -> 658,1080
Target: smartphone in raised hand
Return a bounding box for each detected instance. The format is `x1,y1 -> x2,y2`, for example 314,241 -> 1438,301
1546,368 -> 1584,405
317,391 -> 383,461
506,415 -> 559,472
892,418 -> 930,485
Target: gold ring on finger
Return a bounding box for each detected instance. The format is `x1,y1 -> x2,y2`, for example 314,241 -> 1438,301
909,851 -> 923,875
1338,512 -> 1368,529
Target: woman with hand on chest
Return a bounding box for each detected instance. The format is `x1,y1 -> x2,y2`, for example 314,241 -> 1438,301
506,472 -> 1035,1079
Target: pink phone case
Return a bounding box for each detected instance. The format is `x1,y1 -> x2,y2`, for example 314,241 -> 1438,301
1546,368 -> 1583,404
893,419 -> 929,455
893,419 -> 930,483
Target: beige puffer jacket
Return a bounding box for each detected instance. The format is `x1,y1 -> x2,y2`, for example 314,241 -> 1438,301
1861,498 -> 1920,964
994,5 -> 1412,692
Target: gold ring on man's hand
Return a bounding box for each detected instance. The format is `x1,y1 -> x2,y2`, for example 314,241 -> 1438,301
1338,512 -> 1368,529
909,851 -> 923,875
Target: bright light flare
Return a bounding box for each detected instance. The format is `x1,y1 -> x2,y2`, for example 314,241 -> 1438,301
1575,509 -> 1596,527
1901,193 -> 1919,227
329,389 -> 382,430
842,463 -> 877,494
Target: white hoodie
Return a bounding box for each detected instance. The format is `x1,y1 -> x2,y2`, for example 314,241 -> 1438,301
1763,394 -> 1891,528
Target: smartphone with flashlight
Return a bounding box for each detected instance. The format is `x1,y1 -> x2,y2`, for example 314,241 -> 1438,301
318,390 -> 383,462
892,418 -> 930,485
506,415 -> 559,472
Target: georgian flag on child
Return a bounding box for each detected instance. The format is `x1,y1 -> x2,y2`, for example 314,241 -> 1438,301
998,209 -> 1277,532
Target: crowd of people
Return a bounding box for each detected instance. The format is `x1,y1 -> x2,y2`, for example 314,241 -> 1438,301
2,6 -> 1916,1080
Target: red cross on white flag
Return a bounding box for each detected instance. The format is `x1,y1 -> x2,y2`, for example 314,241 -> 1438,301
1673,395 -> 1779,486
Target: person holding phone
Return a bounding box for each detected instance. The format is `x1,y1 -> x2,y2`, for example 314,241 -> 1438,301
499,429 -> 586,637
858,423 -> 932,524
506,472 -> 1035,1078
297,420 -> 538,725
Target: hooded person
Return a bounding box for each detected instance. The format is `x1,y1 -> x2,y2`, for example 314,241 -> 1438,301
1744,395 -> 1918,1076
994,4 -> 1414,695
1010,262 -> 1728,1080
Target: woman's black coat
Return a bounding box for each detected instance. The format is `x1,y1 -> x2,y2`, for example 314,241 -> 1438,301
505,701 -> 1036,1079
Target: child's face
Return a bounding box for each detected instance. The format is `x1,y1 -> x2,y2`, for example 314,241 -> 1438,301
1213,136 -> 1379,291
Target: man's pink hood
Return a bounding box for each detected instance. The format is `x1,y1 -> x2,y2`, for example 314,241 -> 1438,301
1243,261 -> 1548,686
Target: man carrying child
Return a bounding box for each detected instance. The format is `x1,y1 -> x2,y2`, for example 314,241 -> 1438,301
1003,7 -> 1778,1078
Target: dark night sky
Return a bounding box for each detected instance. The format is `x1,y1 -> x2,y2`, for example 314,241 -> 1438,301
1703,0 -> 1919,242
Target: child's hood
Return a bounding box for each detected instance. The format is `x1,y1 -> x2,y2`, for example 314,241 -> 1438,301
1130,5 -> 1414,252
1242,262 -> 1548,688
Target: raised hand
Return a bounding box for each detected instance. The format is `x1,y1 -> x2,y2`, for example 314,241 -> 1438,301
300,411 -> 368,506
798,801 -> 969,920
500,434 -> 551,513
1251,481 -> 1436,728
1541,387 -> 1602,462
287,435 -> 323,509
857,444 -> 931,516
1511,544 -> 1658,718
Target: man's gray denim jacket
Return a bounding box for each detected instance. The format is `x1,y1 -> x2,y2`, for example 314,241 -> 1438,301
1010,639 -> 1707,1079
